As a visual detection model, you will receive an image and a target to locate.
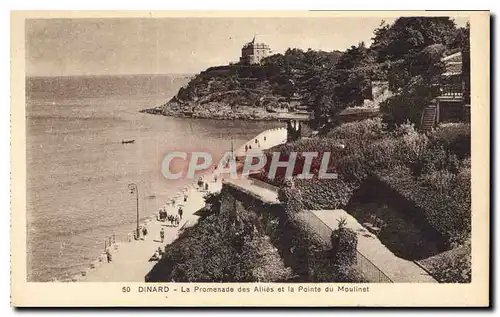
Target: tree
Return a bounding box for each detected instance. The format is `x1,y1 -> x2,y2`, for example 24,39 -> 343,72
335,42 -> 375,108
372,17 -> 461,126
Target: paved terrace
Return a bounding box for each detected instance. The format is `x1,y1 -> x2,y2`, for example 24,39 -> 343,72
309,210 -> 437,283
79,127 -> 287,282
224,179 -> 436,283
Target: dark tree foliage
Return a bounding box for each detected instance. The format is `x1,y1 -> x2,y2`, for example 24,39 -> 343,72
334,42 -> 375,108
156,196 -> 293,282
370,17 -> 466,126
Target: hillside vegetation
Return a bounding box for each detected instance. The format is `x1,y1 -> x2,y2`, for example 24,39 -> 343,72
147,17 -> 468,129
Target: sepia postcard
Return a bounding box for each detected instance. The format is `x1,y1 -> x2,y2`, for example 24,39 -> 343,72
11,10 -> 490,307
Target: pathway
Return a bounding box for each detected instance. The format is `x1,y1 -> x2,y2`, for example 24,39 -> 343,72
310,209 -> 437,283
79,127 -> 287,282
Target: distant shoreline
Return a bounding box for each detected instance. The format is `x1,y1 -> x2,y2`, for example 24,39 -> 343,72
140,103 -> 312,122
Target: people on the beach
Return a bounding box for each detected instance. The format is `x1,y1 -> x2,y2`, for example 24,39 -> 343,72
168,214 -> 178,227
160,227 -> 165,243
106,249 -> 112,263
149,249 -> 160,262
158,208 -> 168,222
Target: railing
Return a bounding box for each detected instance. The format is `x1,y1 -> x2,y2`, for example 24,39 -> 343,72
354,250 -> 393,283
103,234 -> 116,251
440,84 -> 463,98
296,210 -> 393,283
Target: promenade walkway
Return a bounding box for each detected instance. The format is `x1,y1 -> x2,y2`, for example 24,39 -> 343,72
225,178 -> 437,283
309,209 -> 437,283
235,127 -> 286,157
80,127 -> 287,282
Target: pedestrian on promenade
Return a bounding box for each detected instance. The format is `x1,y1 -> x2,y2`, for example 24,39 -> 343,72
184,194 -> 188,202
204,182 -> 209,191
175,215 -> 180,227
178,207 -> 183,220
160,228 -> 165,243
157,246 -> 164,258
245,145 -> 248,152
106,249 -> 112,263
255,139 -> 258,144
264,136 -> 266,142
214,174 -> 218,182
142,226 -> 148,238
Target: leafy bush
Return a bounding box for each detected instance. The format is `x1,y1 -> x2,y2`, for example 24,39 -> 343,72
327,117 -> 386,140
239,235 -> 294,282
392,120 -> 417,136
377,167 -> 470,245
418,239 -> 471,283
412,145 -> 461,175
160,203 -> 293,282
429,123 -> 471,159
380,93 -> 430,128
331,218 -> 358,267
277,179 -> 304,214
295,178 -> 356,210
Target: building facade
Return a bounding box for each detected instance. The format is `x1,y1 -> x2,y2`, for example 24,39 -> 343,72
240,37 -> 271,65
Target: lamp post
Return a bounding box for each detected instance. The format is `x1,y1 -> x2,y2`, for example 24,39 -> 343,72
128,183 -> 139,239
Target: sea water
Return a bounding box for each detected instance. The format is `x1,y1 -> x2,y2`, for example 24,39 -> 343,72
26,75 -> 282,281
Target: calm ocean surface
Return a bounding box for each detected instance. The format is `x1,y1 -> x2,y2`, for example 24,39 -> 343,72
26,75 -> 283,282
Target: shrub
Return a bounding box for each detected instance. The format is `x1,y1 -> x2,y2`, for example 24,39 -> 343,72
326,117 -> 386,141
412,145 -> 461,175
331,219 -> 358,267
429,123 -> 471,159
295,177 -> 356,210
239,235 -> 294,282
418,239 -> 471,283
419,169 -> 459,194
391,120 -> 417,137
380,93 -> 430,128
377,167 -> 470,245
160,203 -> 293,282
277,179 -> 304,214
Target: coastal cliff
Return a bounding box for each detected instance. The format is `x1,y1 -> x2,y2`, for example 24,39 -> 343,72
142,49 -> 344,121
143,64 -> 304,121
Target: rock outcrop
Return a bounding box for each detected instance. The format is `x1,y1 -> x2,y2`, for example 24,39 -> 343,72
144,64 -> 301,121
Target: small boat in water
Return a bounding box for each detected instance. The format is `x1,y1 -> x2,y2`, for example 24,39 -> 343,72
122,139 -> 135,144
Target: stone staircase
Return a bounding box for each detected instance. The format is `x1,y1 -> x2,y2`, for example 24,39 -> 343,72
420,106 -> 437,132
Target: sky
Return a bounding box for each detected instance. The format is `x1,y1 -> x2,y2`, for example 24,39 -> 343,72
25,16 -> 469,76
